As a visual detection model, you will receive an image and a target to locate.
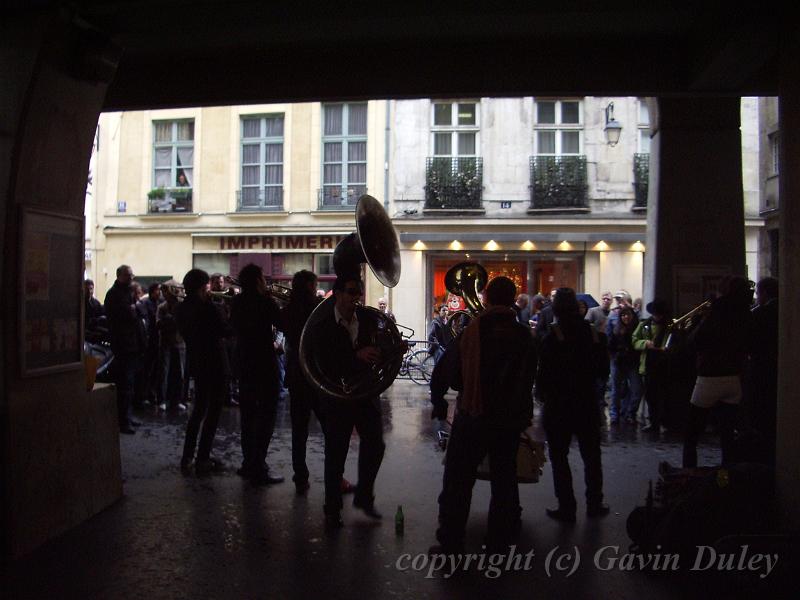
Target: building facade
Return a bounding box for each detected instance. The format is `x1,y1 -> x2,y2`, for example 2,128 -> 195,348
88,97 -> 763,339
758,97 -> 780,278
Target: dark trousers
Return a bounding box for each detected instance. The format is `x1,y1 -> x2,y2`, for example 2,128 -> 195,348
643,369 -> 669,428
544,412 -> 604,511
135,344 -> 159,405
113,352 -> 140,428
322,396 -> 385,514
436,412 -> 521,549
290,377 -> 325,483
682,402 -> 739,468
239,381 -> 279,474
182,372 -> 225,462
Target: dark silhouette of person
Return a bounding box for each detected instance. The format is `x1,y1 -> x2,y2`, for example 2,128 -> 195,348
230,263 -> 285,484
538,287 -> 609,522
175,269 -> 233,473
429,276 -> 537,554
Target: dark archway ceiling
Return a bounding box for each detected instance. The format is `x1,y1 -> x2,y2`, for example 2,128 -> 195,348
11,1 -> 789,110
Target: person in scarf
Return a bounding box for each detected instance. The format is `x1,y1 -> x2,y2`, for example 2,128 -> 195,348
429,276 -> 538,554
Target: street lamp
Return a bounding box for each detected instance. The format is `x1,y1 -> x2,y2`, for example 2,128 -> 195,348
604,102 -> 622,146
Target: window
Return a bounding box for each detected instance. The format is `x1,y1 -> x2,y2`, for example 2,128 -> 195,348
431,101 -> 479,156
638,100 -> 651,154
534,100 -> 582,155
321,103 -> 367,208
240,115 -> 284,210
151,120 -> 194,212
769,133 -> 780,176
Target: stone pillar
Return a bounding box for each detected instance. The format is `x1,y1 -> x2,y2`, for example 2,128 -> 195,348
644,98 -> 746,314
776,36 -> 800,531
1,14 -> 122,558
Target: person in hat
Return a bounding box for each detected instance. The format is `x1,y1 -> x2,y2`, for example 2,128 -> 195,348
631,298 -> 671,432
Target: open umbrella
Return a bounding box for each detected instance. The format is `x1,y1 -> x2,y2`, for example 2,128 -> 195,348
576,293 -> 599,309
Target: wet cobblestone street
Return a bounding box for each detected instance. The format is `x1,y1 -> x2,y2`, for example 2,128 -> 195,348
3,380 -> 773,599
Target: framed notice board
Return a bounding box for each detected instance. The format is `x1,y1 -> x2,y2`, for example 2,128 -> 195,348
19,208 -> 84,376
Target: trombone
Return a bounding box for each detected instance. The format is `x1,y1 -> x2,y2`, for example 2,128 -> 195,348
212,275 -> 291,306
664,300 -> 711,349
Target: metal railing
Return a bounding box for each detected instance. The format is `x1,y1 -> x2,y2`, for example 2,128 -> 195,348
317,185 -> 367,210
633,153 -> 649,209
528,155 -> 588,210
424,156 -> 483,210
237,188 -> 284,211
147,187 -> 193,213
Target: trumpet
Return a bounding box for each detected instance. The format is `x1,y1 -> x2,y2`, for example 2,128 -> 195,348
664,300 -> 711,349
214,275 -> 291,306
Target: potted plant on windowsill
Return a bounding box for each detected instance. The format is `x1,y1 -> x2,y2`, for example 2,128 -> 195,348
147,187 -> 167,212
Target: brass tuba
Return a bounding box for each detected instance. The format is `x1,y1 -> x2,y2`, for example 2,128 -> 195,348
444,261 -> 488,336
298,195 -> 405,400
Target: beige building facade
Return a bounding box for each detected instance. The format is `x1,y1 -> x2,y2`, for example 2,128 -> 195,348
88,98 -> 763,340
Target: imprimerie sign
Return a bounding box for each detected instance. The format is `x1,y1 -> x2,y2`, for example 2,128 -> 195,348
212,234 -> 349,252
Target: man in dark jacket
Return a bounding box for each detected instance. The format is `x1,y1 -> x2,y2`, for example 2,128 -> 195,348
308,274 -> 386,528
427,304 -> 453,363
230,263 -> 284,485
176,269 -> 233,473
104,265 -> 146,434
430,277 -> 538,553
538,287 -> 609,522
84,279 -> 106,332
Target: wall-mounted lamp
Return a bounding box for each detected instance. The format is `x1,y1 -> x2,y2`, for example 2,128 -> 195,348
604,102 -> 622,146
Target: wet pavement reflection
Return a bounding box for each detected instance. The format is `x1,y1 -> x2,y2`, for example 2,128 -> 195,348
2,381 -> 766,599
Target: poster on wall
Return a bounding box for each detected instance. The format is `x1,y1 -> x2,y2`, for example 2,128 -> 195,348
20,208 -> 84,376
672,264 -> 732,317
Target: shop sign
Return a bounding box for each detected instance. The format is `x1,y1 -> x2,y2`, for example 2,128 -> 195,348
217,234 -> 347,251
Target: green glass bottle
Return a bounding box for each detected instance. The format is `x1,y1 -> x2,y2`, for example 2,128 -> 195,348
395,505 -> 404,536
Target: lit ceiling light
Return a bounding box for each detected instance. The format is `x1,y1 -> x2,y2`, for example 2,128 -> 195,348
521,240 -> 536,251
558,241 -> 572,251
449,240 -> 464,251
412,240 -> 427,250
484,240 -> 500,251
631,240 -> 646,252
594,241 -> 610,251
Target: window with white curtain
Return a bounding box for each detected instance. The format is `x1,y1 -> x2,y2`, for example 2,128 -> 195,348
240,114 -> 285,210
153,120 -> 194,187
431,101 -> 479,156
533,100 -> 582,155
321,103 -> 367,207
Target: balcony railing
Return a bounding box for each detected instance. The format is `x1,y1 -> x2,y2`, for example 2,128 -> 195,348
237,187 -> 283,211
424,157 -> 483,210
318,185 -> 366,210
529,156 -> 588,211
633,153 -> 649,210
147,187 -> 193,213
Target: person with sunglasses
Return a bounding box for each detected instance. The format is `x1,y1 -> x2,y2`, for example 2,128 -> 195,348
309,274 -> 386,529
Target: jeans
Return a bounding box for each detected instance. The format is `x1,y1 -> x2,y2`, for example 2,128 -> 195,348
239,381 -> 279,474
289,376 -> 325,483
436,412 -> 521,549
113,352 -> 140,428
182,372 -> 225,462
614,362 -> 643,421
159,345 -> 186,408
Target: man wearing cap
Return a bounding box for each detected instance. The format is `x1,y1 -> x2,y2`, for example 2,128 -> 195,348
308,274 -> 388,528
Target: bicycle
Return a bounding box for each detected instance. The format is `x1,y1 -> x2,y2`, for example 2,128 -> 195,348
397,340 -> 436,385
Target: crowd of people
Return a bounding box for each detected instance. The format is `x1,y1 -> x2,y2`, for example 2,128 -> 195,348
88,264 -> 780,550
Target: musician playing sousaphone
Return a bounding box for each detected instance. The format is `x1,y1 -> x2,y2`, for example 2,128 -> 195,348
300,195 -> 406,529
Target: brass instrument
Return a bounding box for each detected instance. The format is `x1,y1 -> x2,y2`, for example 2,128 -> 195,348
213,276 -> 290,306
664,300 -> 711,349
444,261 -> 488,336
299,195 -> 405,400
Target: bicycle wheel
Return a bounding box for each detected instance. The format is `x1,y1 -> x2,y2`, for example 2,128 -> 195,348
408,350 -> 435,384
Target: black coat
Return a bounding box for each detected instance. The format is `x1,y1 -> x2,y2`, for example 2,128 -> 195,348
230,292 -> 282,389
280,295 -> 320,386
175,296 -> 233,379
104,281 -> 146,355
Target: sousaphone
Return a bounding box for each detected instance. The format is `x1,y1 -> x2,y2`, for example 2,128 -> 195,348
299,195 -> 405,400
444,261 -> 488,336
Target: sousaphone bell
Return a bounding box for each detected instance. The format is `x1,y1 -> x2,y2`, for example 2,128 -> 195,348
444,261 -> 488,336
